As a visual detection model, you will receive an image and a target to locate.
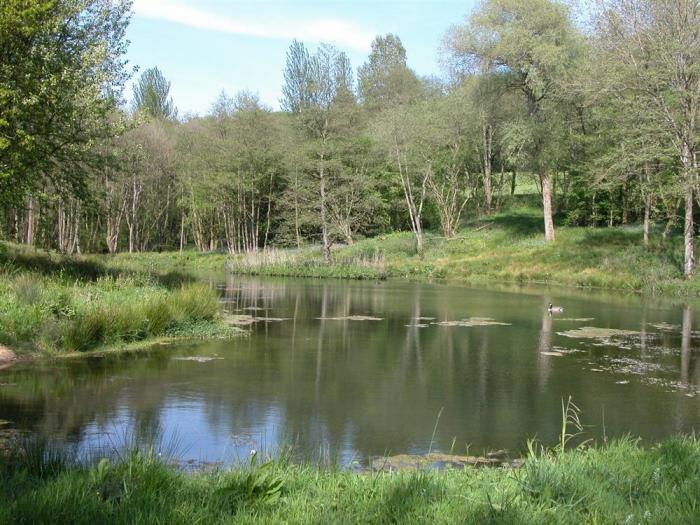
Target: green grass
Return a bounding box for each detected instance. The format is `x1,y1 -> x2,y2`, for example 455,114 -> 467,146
0,436 -> 698,524
0,243 -> 235,357
35,206 -> 696,295
214,207 -> 700,296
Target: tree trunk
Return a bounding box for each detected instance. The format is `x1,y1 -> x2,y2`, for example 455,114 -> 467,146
482,123 -> 493,213
510,170 -> 517,196
179,213 -> 185,253
682,139 -> 696,278
319,161 -> 331,265
26,197 -> 36,246
541,172 -> 555,241
684,182 -> 694,278
643,195 -> 651,247
415,228 -> 424,259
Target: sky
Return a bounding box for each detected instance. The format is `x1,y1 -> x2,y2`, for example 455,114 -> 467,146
125,0 -> 478,116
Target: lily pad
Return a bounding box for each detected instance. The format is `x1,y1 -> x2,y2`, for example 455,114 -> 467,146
316,316 -> 383,321
432,317 -> 511,327
540,351 -> 564,357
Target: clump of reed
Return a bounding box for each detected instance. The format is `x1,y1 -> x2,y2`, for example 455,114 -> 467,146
227,247 -> 388,280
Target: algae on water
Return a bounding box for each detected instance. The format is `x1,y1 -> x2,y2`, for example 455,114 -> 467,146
648,322 -> 680,332
432,317 -> 511,327
174,356 -> 224,363
557,327 -> 640,339
223,314 -> 256,326
316,316 -> 383,321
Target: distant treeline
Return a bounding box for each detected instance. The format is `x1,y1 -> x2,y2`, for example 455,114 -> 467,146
1,0 -> 699,273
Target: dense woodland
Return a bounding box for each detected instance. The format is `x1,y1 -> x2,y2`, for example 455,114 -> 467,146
1,0 -> 699,274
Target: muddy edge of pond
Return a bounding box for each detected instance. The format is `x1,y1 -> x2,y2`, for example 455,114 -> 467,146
0,345 -> 18,371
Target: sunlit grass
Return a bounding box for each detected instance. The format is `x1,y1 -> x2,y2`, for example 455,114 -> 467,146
1,435 -> 698,524
0,244 -> 229,356
215,206 -> 699,295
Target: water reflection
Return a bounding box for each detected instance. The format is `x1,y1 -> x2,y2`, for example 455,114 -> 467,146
1,277 -> 700,465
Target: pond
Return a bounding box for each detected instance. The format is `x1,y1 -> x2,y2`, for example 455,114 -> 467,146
1,277 -> 700,467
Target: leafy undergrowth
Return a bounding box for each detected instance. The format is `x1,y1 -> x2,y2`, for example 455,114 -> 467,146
0,436 -> 698,524
0,243 -> 232,356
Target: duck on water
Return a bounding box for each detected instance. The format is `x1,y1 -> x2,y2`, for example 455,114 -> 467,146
548,303 -> 564,313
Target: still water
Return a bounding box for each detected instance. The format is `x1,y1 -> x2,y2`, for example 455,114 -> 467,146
2,277 -> 700,466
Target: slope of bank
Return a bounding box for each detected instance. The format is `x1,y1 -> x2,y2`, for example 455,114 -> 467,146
0,436 -> 698,524
0,243 -> 239,359
107,208 -> 700,296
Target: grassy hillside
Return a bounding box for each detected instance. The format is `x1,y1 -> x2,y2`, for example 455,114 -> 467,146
204,207 -> 696,296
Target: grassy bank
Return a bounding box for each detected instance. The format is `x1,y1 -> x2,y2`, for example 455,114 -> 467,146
111,207 -> 700,296
0,436 -> 698,524
0,243 -> 236,358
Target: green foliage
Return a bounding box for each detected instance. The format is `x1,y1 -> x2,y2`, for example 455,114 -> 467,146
0,0 -> 131,202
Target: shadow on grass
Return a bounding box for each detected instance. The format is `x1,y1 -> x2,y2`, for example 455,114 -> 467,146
371,473 -> 443,524
575,228 -> 641,247
0,243 -> 196,288
487,211 -> 545,237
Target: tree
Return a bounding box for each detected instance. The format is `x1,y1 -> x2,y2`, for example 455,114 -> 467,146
373,101 -> 435,257
595,0 -> 700,277
423,92 -> 480,238
282,41 -> 356,263
358,34 -> 423,110
445,0 -> 584,241
281,40 -> 314,113
133,67 -> 177,120
0,0 -> 132,204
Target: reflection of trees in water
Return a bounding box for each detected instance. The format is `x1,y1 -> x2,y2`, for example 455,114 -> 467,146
4,280 -> 700,461
537,305 -> 553,389
681,305 -> 692,385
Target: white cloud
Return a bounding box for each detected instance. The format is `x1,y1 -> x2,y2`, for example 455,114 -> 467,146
132,0 -> 374,50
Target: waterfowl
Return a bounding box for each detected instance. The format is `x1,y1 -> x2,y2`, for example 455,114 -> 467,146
548,303 -> 564,313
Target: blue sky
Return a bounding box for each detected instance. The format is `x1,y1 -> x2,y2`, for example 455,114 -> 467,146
126,0 -> 477,115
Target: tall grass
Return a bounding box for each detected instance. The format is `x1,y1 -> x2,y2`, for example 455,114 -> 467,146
1,435 -> 699,524
0,244 -> 227,355
227,247 -> 388,280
